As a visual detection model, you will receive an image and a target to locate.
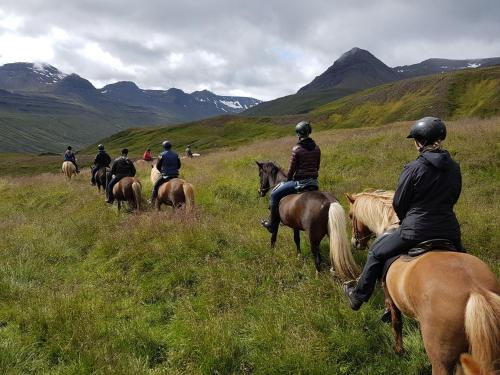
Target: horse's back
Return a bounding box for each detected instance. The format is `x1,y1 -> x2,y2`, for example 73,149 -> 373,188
280,191 -> 336,230
113,177 -> 139,200
387,252 -> 500,318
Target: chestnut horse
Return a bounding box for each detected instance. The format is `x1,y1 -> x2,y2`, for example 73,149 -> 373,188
155,178 -> 194,211
256,161 -> 359,279
345,190 -> 500,375
61,161 -> 76,180
106,174 -> 142,212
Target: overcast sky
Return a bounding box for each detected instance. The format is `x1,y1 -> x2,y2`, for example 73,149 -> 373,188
0,0 -> 499,100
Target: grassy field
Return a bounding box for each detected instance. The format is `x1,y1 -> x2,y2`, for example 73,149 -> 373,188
0,117 -> 498,374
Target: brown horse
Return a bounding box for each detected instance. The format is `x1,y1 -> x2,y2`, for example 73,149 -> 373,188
256,161 -> 359,279
155,178 -> 194,211
62,161 -> 76,180
346,190 -> 500,375
109,176 -> 142,212
95,167 -> 109,193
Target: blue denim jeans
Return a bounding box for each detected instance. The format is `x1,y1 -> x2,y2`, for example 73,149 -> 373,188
269,181 -> 298,206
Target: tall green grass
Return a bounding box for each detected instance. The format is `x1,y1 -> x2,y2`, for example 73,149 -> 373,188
0,118 -> 498,374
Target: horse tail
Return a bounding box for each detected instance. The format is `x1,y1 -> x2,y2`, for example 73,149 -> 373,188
182,183 -> 195,211
328,201 -> 360,280
464,290 -> 500,373
132,180 -> 142,211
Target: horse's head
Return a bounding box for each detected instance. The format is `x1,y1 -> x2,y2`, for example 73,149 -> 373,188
256,161 -> 283,197
346,193 -> 373,250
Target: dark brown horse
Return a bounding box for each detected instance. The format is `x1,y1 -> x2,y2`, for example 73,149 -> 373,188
256,161 -> 359,279
95,167 -> 109,192
155,178 -> 194,211
346,190 -> 500,375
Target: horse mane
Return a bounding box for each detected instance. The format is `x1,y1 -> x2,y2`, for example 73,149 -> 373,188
352,189 -> 399,235
262,161 -> 286,179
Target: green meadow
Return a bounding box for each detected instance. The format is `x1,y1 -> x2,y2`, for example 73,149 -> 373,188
0,117 -> 498,374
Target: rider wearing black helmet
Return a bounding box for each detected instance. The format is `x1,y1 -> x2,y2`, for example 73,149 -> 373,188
261,120 -> 321,232
63,146 -> 79,173
91,144 -> 112,185
344,117 -> 462,311
150,140 -> 181,205
106,148 -> 136,204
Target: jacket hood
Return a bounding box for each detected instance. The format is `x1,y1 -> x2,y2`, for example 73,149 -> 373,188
420,150 -> 452,170
298,137 -> 316,151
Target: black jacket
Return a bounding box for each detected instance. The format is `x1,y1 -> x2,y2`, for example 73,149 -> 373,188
393,150 -> 461,241
111,156 -> 136,177
94,151 -> 111,168
287,138 -> 321,181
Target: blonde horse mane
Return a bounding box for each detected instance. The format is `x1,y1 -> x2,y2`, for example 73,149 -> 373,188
351,189 -> 399,235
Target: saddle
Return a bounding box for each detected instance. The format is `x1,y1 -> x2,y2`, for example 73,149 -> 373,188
381,236 -> 457,282
295,178 -> 319,193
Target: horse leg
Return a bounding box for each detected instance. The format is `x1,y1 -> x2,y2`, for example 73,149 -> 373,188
270,228 -> 278,248
384,285 -> 403,354
420,325 -> 456,375
293,229 -> 301,256
309,234 -> 321,273
117,201 -> 121,211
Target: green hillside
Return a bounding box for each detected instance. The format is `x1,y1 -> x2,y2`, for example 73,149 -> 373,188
91,66 -> 500,159
0,117 -> 498,374
311,66 -> 500,128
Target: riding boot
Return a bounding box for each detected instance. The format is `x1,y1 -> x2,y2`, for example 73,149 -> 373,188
343,280 -> 364,311
261,203 -> 280,233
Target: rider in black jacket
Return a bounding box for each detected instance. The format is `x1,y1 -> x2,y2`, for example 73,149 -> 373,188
106,148 -> 136,204
91,144 -> 112,185
344,117 -> 462,311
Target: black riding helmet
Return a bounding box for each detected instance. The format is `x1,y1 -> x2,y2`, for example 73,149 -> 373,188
295,121 -> 312,138
407,117 -> 446,146
121,148 -> 128,155
67,146 -> 72,150
162,140 -> 172,150
98,144 -> 104,150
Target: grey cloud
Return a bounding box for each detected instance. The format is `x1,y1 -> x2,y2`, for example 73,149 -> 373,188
1,0 -> 499,100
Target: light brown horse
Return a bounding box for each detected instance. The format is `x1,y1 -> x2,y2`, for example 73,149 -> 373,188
346,190 -> 500,375
111,176 -> 142,212
256,161 -> 359,279
155,178 -> 194,212
61,161 -> 76,180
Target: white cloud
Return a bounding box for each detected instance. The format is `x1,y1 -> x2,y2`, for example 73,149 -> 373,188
0,1 -> 499,100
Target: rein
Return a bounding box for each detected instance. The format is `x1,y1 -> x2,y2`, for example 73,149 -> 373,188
352,216 -> 375,244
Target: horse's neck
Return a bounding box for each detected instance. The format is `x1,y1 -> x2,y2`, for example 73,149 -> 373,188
272,169 -> 287,186
358,199 -> 399,235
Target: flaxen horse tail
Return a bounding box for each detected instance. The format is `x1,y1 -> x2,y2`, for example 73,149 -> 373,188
328,201 -> 360,280
62,161 -> 75,180
464,290 -> 500,373
132,180 -> 142,211
182,182 -> 194,211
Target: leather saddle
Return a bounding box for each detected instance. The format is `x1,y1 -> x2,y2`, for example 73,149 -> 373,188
380,234 -> 457,282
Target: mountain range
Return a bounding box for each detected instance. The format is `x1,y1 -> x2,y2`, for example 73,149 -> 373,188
0,63 -> 261,152
245,47 -> 500,116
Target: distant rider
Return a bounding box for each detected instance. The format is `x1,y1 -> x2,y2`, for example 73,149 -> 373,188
343,117 -> 463,311
64,146 -> 79,173
150,140 -> 181,205
106,148 -> 136,204
143,148 -> 153,161
185,145 -> 193,158
91,144 -> 112,185
261,121 -> 321,232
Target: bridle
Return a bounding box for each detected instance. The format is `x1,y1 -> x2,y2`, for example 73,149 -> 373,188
352,215 -> 374,246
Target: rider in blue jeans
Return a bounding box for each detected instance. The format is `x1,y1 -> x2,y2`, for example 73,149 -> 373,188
261,121 -> 321,232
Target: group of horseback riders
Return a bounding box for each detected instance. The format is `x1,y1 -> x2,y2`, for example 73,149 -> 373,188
258,117 -> 462,311
66,115 -> 462,311
72,141 -> 183,206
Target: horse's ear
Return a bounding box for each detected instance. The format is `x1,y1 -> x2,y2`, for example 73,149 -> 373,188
255,161 -> 262,169
345,193 -> 355,204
